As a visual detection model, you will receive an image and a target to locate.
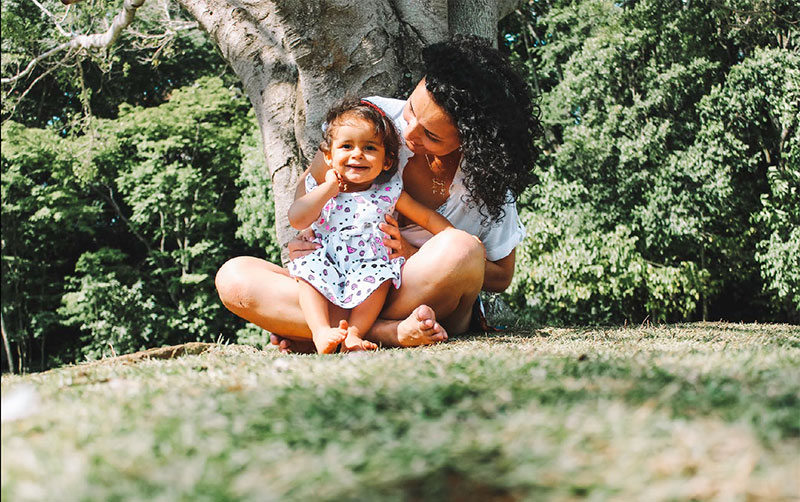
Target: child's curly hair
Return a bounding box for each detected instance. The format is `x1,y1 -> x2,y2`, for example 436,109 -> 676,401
319,97 -> 400,184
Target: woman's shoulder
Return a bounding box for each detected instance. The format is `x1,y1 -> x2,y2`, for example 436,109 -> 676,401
363,96 -> 412,173
363,96 -> 405,120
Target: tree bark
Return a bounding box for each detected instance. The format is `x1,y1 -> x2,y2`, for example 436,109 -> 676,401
175,0 -> 523,262
1,313 -> 14,374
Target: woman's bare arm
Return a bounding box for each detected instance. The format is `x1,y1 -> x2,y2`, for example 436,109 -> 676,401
483,249 -> 516,292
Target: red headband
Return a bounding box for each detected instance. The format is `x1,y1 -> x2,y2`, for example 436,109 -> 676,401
360,99 -> 386,117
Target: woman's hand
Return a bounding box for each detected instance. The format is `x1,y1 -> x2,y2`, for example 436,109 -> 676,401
287,228 -> 320,261
380,214 -> 418,260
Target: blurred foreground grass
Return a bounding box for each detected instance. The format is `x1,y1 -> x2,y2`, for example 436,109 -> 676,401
2,323 -> 799,502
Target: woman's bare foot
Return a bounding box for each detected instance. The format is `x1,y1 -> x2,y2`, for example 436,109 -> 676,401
397,305 -> 448,346
367,305 -> 448,348
341,326 -> 379,352
269,334 -> 316,354
311,320 -> 348,354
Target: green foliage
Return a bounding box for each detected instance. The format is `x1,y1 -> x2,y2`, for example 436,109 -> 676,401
2,76 -> 274,369
1,0 -> 231,129
512,170 -> 713,324
721,47 -> 800,318
57,76 -> 254,359
512,173 -> 645,324
1,121 -> 101,369
233,116 -> 281,263
2,0 -> 258,369
503,0 -> 799,323
59,249 -> 163,360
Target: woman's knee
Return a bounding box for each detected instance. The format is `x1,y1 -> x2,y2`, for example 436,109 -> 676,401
415,229 -> 485,289
429,228 -> 485,271
215,257 -> 256,310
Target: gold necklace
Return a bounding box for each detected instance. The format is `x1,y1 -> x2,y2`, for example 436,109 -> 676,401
425,154 -> 448,196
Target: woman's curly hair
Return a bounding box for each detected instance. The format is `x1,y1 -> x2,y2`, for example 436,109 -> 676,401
423,35 -> 543,223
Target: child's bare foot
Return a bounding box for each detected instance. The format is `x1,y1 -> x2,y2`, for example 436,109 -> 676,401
341,326 -> 379,352
396,305 -> 447,347
312,320 -> 347,354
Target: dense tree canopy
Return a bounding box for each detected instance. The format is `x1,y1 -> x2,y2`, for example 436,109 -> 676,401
2,76 -> 260,370
501,0 -> 798,324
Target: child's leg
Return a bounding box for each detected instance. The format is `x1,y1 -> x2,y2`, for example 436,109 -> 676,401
342,281 -> 391,352
297,280 -> 347,354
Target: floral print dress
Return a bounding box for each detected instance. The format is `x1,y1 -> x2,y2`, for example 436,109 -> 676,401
288,172 -> 405,308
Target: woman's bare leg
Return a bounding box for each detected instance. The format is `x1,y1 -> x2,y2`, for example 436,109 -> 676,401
215,257 -> 312,337
214,257 -> 445,351
365,228 -> 485,347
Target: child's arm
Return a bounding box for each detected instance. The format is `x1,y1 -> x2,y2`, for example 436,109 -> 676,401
294,150 -> 329,202
288,169 -> 340,230
394,191 -> 453,235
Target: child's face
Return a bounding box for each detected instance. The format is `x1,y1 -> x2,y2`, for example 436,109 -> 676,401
325,118 -> 390,191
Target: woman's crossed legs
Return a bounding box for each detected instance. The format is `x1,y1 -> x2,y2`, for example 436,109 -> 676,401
215,229 -> 485,352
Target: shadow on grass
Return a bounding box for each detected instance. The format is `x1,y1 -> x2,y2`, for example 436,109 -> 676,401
404,469 -> 521,502
454,329 -> 549,341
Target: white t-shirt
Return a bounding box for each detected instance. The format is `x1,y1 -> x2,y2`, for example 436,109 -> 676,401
360,96 -> 526,262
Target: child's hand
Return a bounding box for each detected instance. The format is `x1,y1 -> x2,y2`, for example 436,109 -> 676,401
324,168 -> 338,186
325,169 -> 347,192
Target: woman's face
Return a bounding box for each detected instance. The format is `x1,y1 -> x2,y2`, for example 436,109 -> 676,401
402,79 -> 461,157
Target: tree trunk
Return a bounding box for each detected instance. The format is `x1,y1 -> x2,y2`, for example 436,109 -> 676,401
1,313 -> 14,374
176,0 -> 521,263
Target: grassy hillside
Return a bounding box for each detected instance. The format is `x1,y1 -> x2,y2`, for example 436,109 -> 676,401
2,323 -> 798,501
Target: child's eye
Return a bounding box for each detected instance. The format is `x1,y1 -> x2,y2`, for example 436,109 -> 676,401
340,143 -> 352,149
365,145 -> 377,151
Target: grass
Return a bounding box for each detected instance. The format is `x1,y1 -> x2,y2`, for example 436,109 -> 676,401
2,322 -> 799,501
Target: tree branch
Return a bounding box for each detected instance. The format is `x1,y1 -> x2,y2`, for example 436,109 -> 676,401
3,57 -> 68,120
31,0 -> 73,37
2,0 -> 147,85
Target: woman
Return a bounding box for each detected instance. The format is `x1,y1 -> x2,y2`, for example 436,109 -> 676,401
215,35 -> 542,352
